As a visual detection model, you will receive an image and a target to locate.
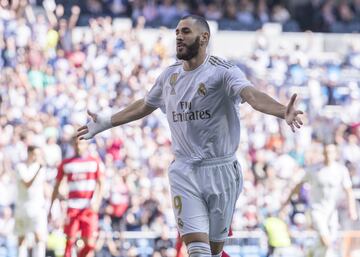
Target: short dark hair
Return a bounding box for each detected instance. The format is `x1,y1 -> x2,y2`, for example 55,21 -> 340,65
180,15 -> 210,35
27,145 -> 37,153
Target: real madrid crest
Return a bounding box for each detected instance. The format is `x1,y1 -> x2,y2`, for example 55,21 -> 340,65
197,83 -> 207,96
169,73 -> 178,95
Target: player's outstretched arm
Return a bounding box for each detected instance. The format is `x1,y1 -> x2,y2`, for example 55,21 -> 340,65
77,98 -> 157,140
21,165 -> 42,188
240,87 -> 304,132
279,181 -> 303,213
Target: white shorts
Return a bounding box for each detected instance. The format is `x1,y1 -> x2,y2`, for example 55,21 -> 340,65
15,207 -> 47,237
311,209 -> 339,239
168,155 -> 243,242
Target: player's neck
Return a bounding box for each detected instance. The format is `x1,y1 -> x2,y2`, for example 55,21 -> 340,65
325,160 -> 336,166
26,159 -> 35,165
74,152 -> 85,158
182,51 -> 207,71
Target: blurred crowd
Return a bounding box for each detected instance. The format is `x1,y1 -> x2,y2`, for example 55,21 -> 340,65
37,0 -> 360,32
1,1 -> 360,257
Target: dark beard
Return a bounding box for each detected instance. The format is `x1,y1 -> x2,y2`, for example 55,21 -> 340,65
176,36 -> 200,60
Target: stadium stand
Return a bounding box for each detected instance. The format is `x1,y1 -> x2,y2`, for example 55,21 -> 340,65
0,0 -> 360,256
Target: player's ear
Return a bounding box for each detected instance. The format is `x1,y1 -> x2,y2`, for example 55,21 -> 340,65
200,32 -> 209,46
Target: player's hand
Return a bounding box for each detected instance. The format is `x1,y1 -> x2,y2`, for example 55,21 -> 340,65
285,94 -> 304,132
47,212 -> 52,223
350,209 -> 358,221
77,110 -> 112,140
90,201 -> 100,212
320,235 -> 331,247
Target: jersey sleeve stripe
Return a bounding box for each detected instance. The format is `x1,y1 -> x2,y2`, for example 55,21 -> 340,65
210,56 -> 234,68
210,56 -> 232,68
209,57 -> 231,69
169,61 -> 182,67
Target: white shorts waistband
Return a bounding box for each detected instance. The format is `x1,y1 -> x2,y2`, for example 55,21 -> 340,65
175,154 -> 237,167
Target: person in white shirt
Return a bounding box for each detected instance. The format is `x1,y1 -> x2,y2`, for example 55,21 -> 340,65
77,15 -> 304,257
15,145 -> 47,257
281,144 -> 358,257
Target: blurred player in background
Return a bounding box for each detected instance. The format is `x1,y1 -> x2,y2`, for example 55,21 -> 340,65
77,15 -> 303,257
281,144 -> 358,257
48,137 -> 103,257
15,145 -> 47,257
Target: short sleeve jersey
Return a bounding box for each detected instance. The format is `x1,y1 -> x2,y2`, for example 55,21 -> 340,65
57,156 -> 102,210
145,55 -> 252,160
16,162 -> 46,209
304,162 -> 352,211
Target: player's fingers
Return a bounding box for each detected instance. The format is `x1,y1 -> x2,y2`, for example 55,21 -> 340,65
77,129 -> 89,138
297,120 -> 302,128
289,123 -> 295,132
77,125 -> 88,132
79,134 -> 91,140
87,110 -> 97,122
294,120 -> 301,129
81,134 -> 93,140
295,116 -> 303,125
77,126 -> 88,134
294,110 -> 304,116
76,128 -> 87,136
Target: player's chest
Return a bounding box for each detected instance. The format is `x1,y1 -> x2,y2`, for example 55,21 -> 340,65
63,160 -> 97,180
315,170 -> 341,189
163,71 -> 223,108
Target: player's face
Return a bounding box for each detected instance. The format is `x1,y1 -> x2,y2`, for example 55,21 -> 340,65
73,137 -> 87,156
324,144 -> 337,163
175,19 -> 201,60
27,149 -> 39,162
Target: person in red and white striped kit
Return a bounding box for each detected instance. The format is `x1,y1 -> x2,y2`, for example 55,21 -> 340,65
48,136 -> 103,257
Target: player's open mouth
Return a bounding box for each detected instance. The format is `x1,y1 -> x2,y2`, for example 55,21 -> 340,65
177,45 -> 185,51
177,43 -> 185,48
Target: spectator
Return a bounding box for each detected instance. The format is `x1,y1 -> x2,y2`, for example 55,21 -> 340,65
158,0 -> 179,27
319,0 -> 337,32
337,0 -> 355,23
0,207 -> 16,257
271,4 -> 290,24
237,0 -> 255,25
255,0 -> 269,23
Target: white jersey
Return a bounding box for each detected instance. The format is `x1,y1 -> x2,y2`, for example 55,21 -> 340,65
15,162 -> 46,210
304,162 -> 352,211
145,55 -> 252,160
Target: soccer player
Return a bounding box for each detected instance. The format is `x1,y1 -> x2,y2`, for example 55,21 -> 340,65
48,137 -> 103,257
77,15 -> 303,257
281,144 -> 358,257
15,145 -> 47,257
